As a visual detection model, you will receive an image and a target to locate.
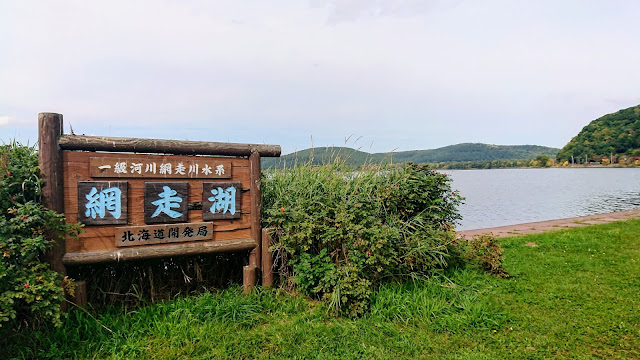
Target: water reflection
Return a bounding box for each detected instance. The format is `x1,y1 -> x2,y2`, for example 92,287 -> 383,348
445,168 -> 640,230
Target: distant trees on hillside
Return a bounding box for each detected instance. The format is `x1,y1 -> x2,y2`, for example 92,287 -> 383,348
557,105 -> 640,163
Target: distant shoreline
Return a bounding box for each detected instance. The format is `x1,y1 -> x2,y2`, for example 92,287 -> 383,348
457,208 -> 640,238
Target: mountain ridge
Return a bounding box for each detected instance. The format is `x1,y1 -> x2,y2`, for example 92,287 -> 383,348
263,142 -> 560,168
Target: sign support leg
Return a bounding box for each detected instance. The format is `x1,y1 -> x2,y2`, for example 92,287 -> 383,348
38,113 -> 69,309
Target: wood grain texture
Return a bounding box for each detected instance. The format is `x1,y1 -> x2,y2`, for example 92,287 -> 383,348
62,238 -> 257,264
116,222 -> 213,247
250,151 -> 262,269
38,113 -> 66,277
66,228 -> 251,253
202,182 -> 242,220
261,228 -> 274,288
89,157 -> 232,179
59,134 -> 281,157
63,151 -> 252,254
144,182 -> 189,224
77,181 -> 128,225
243,265 -> 257,294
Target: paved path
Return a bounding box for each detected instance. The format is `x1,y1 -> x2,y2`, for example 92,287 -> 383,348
457,208 -> 640,239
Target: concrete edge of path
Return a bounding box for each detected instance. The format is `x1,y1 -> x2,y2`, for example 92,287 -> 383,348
457,208 -> 640,239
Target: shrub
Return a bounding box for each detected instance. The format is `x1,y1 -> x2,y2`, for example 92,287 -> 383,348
263,159 -> 464,316
465,234 -> 509,278
0,142 -> 81,328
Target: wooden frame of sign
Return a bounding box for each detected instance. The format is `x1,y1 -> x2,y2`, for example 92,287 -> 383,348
38,113 -> 280,299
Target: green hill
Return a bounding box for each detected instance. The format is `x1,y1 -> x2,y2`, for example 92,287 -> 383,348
263,143 -> 559,169
389,143 -> 558,163
557,105 -> 640,162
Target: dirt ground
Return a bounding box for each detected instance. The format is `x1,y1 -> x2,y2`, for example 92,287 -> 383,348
457,208 -> 640,239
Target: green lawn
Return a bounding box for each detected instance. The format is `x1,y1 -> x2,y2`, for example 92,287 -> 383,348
3,220 -> 639,359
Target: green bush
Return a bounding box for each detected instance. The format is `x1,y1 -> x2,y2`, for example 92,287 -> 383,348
0,142 -> 80,328
263,160 -> 464,316
465,234 -> 509,278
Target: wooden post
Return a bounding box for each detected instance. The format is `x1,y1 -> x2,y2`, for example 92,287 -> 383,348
243,265 -> 257,294
71,280 -> 87,307
38,113 -> 70,310
261,228 -> 274,288
249,151 -> 262,271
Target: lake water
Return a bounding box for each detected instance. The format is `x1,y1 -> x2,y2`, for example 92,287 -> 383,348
445,168 -> 640,230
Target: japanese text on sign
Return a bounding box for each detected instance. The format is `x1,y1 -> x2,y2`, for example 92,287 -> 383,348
90,157 -> 232,179
116,222 -> 214,247
77,181 -> 128,225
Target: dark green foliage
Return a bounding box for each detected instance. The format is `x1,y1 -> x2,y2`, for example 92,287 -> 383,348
557,104 -> 640,162
262,160 -> 464,316
390,143 -> 559,163
0,142 -> 81,328
262,143 -> 559,169
66,252 -> 248,308
430,158 -> 536,169
534,154 -> 551,167
465,234 -> 509,278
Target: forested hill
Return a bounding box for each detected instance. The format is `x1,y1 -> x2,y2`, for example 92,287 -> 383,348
262,143 -> 559,168
556,105 -> 640,162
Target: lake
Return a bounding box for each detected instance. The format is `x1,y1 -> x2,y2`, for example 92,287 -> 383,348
445,168 -> 640,230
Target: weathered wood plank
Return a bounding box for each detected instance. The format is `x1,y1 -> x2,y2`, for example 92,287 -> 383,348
65,191 -> 252,226
89,157 -> 232,179
65,184 -> 252,205
250,151 -> 262,270
62,238 -> 257,264
64,150 -> 251,167
67,227 -> 252,253
116,222 -> 213,247
243,265 -> 257,294
261,228 -> 274,288
77,181 -> 128,225
59,135 -> 281,157
38,113 -> 66,278
202,182 -> 242,220
144,182 -> 189,224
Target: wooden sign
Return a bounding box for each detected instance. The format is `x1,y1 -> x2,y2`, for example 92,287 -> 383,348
202,182 -> 242,220
90,157 -> 232,179
39,113 -> 282,297
116,222 -> 213,247
77,181 -> 128,225
144,182 -> 189,224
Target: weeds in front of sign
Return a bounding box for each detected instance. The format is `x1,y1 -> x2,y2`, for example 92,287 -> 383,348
0,141 -> 81,329
262,151 -> 465,316
66,252 -> 248,308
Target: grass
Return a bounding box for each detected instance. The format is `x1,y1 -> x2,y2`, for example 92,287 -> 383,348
2,219 -> 639,359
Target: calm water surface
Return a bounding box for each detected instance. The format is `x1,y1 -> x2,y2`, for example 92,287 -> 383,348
445,168 -> 640,230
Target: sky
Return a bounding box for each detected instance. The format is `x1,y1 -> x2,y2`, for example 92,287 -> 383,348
1,0 -> 640,155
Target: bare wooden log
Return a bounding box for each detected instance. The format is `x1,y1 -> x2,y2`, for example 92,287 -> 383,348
38,113 -> 66,275
58,135 -> 281,157
250,151 -> 262,270
243,265 -> 257,294
62,238 -> 256,265
261,228 -> 274,288
71,280 -> 87,308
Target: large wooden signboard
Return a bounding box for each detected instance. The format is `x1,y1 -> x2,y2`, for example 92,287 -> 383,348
38,113 -> 280,294
63,151 -> 252,260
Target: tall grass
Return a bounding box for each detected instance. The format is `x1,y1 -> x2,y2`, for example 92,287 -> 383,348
4,220 -> 639,359
262,152 -> 464,316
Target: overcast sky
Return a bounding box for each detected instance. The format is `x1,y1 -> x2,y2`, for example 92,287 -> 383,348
1,0 -> 639,154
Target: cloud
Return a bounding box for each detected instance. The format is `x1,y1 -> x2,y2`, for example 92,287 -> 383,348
1,1 -> 640,152
311,0 -> 461,23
